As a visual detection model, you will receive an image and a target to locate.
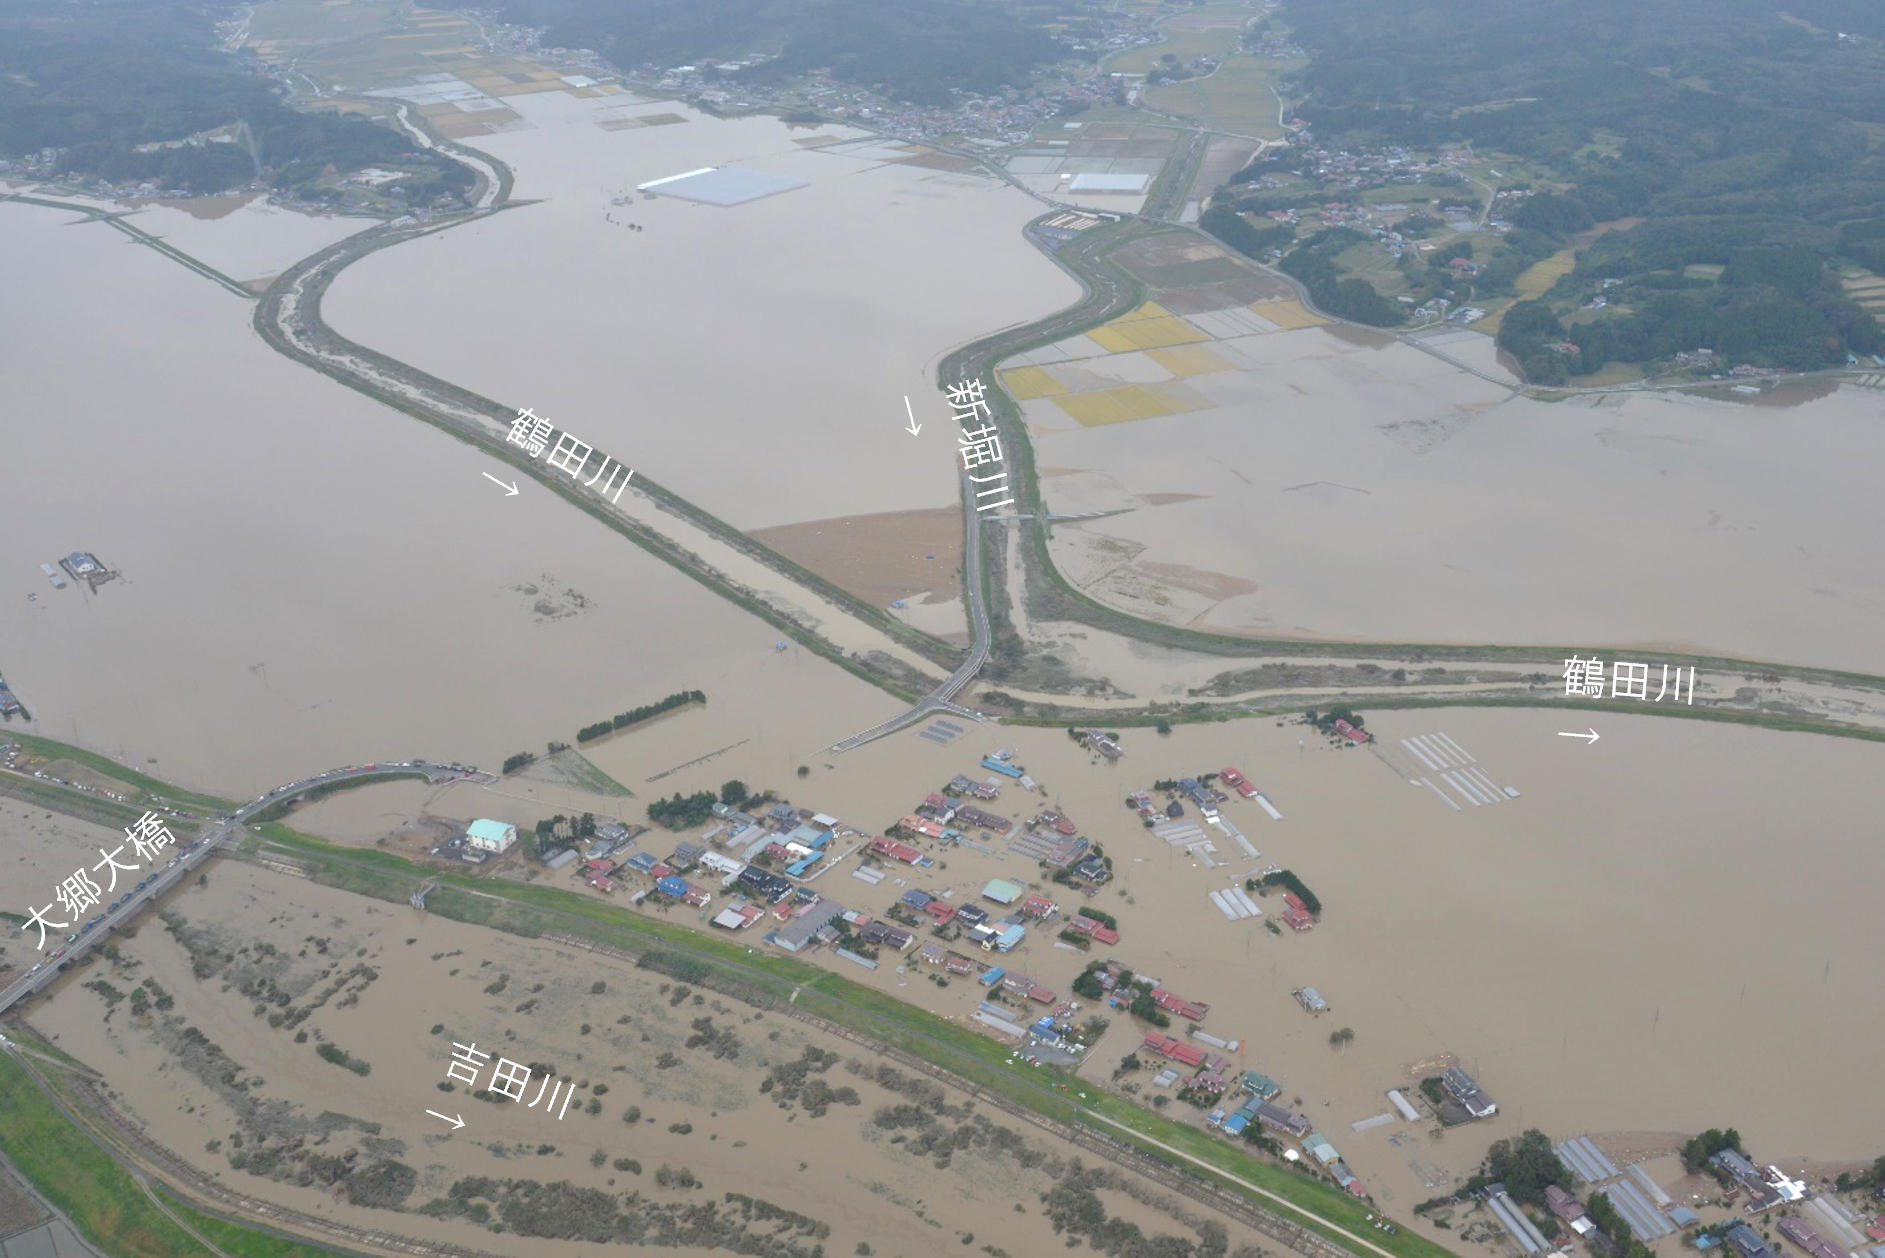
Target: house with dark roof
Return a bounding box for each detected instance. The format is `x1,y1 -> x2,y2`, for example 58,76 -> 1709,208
736,867 -> 793,903
1726,1223 -> 1776,1258
1777,1217 -> 1845,1258
955,805 -> 1011,831
1546,1186 -> 1593,1235
1713,1150 -> 1784,1211
947,774 -> 1000,800
1442,1065 -> 1497,1118
1255,1103 -> 1312,1138
858,921 -> 915,952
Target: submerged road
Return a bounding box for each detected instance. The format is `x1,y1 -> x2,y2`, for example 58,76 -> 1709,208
0,761 -> 492,1017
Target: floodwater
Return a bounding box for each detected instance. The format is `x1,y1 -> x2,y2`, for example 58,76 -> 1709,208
19,822 -> 1275,1258
0,200 -> 910,798
7,184 -> 374,283
1023,324 -> 1885,675
287,703 -> 1885,1212
320,92 -> 1082,532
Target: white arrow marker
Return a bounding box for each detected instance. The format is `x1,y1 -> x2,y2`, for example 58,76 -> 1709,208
903,396 -> 922,436
1556,728 -> 1600,745
482,473 -> 519,496
424,1110 -> 465,1131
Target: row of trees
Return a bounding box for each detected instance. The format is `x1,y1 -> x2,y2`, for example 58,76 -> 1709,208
576,689 -> 705,743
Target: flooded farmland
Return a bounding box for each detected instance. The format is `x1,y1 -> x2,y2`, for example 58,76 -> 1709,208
1012,290 -> 1885,676
0,199 -> 911,798
321,92 -> 1083,532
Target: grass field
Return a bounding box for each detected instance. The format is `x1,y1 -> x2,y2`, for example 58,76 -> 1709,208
0,1052 -> 344,1258
1051,383 -> 1200,425
1249,298 -> 1326,329
1142,57 -> 1301,137
1107,21 -> 1249,75
1840,271 -> 1885,315
1477,247 -> 1576,335
521,748 -> 636,796
1088,314 -> 1211,352
3,733 -> 236,813
1515,248 -> 1576,298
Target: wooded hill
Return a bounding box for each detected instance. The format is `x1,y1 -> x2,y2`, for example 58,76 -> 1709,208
0,0 -> 471,204
1269,0 -> 1885,377
493,0 -> 1070,106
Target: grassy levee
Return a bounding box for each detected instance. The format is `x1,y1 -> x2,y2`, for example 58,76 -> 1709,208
0,773 -> 156,830
995,690 -> 1885,743
940,220 -> 1885,736
0,1051 -> 350,1258
248,823 -> 1457,1258
4,732 -> 238,813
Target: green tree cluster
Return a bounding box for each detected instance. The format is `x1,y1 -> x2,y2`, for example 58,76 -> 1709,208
1681,1127 -> 1744,1172
647,790 -> 715,829
577,689 -> 705,743
1484,1129 -> 1569,1207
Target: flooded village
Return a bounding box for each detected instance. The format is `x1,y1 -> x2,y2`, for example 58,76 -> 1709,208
4,3 -> 1885,1257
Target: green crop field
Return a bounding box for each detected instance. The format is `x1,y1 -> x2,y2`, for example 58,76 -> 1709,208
1143,57 -> 1302,136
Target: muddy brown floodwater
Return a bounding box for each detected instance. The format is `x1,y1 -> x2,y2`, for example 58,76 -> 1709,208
0,200 -> 914,798
283,703 -> 1885,1211
24,841 -> 1280,1258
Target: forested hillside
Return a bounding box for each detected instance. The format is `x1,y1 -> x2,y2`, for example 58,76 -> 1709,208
1277,0 -> 1885,379
0,0 -> 470,204
493,0 -> 1068,105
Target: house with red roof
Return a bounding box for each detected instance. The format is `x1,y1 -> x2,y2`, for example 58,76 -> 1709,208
1282,892 -> 1316,931
1151,987 -> 1209,1021
1019,893 -> 1059,921
1142,1034 -> 1207,1067
869,836 -> 925,863
898,814 -> 946,840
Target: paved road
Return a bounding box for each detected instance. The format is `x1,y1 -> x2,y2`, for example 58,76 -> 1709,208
0,761 -> 491,1016
828,473 -> 993,752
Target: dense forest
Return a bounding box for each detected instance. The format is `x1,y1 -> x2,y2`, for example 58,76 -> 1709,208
0,0 -> 471,203
1276,0 -> 1885,375
493,0 -> 1069,105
